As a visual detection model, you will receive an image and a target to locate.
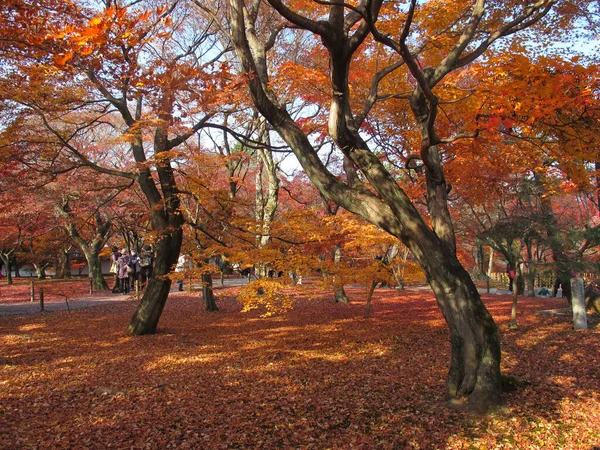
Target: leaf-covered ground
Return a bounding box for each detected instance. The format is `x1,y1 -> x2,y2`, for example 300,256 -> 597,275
1,280 -> 599,449
0,279 -> 113,304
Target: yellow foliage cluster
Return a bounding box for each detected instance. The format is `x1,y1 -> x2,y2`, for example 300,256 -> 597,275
237,278 -> 295,317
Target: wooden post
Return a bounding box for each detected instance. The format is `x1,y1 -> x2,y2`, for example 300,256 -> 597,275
136,279 -> 140,301
39,288 -> 44,312
30,280 -> 35,303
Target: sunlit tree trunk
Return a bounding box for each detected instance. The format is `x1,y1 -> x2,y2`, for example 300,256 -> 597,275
333,245 -> 349,303
254,133 -> 279,278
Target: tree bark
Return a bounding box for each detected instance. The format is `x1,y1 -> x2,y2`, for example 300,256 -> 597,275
202,273 -> 218,311
508,276 -> 519,329
525,243 -> 536,297
58,206 -> 111,291
86,252 -> 108,291
404,230 -> 502,411
128,227 -> 182,335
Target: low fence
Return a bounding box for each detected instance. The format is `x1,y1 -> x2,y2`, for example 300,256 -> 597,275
488,271 -> 598,288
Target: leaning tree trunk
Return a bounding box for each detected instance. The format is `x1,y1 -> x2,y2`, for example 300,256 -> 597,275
128,225 -> 182,335
416,241 -> 502,411
227,0 -> 502,411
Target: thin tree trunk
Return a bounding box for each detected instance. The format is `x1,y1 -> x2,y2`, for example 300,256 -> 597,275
525,243 -> 535,297
333,245 -> 349,303
364,280 -> 378,318
508,275 -> 519,329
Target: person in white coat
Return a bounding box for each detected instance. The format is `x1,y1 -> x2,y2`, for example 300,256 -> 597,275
175,253 -> 190,291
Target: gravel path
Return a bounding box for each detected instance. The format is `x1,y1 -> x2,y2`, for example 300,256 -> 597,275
0,277 -> 250,317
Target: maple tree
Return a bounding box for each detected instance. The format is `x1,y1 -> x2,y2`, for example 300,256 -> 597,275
0,0 -> 598,418
0,0 -> 242,334
224,0 -> 600,411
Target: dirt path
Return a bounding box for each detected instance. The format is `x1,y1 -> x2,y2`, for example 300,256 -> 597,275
0,277 -> 250,317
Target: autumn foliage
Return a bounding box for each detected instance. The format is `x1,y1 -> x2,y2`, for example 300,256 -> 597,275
1,0 -> 600,431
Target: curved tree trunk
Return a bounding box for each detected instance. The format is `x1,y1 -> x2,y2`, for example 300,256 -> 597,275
228,0 -> 505,411
406,233 -> 502,411
59,205 -> 111,291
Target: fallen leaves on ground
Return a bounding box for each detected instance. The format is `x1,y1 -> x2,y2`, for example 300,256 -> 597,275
0,279 -> 113,304
0,282 -> 599,449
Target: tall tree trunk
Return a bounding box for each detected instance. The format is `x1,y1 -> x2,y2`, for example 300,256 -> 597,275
508,275 -> 519,329
525,242 -> 536,297
535,171 -> 573,302
487,247 -> 494,278
228,1 -> 502,410
128,227 -> 182,335
254,136 -> 280,278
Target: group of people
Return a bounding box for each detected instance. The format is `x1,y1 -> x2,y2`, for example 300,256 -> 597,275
110,246 -> 154,295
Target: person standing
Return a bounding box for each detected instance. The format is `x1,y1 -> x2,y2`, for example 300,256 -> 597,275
110,247 -> 121,293
128,250 -> 140,293
116,249 -> 131,295
138,246 -> 154,290
175,253 -> 190,291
